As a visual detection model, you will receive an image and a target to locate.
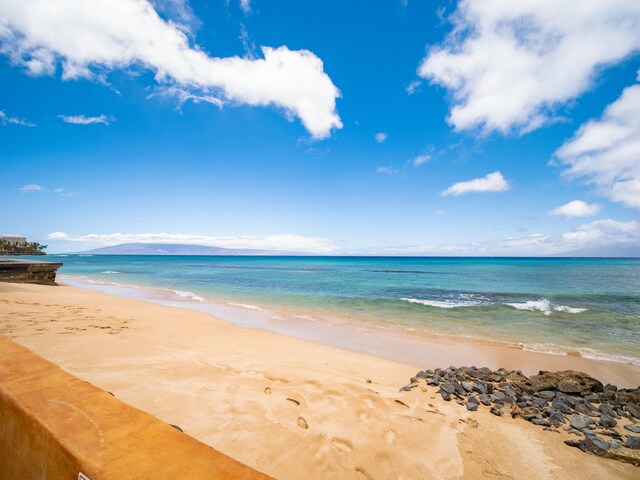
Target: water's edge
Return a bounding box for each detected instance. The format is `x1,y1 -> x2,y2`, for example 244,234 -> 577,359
59,274 -> 640,371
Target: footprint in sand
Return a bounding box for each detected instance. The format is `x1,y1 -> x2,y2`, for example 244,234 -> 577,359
354,467 -> 372,480
331,437 -> 353,452
286,397 -> 300,406
297,417 -> 309,429
264,387 -> 272,394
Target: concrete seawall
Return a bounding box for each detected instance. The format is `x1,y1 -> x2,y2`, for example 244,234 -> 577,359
0,259 -> 63,285
0,335 -> 272,479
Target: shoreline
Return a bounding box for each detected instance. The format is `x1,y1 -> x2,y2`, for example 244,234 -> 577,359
60,274 -> 640,387
1,281 -> 639,479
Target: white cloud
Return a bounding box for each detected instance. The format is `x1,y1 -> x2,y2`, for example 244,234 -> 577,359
148,85 -> 225,109
58,114 -> 113,125
441,171 -> 510,196
20,184 -> 75,196
413,154 -> 431,166
376,166 -> 398,175
375,132 -> 388,143
433,209 -> 445,215
20,183 -> 43,192
560,218 -> 639,246
548,200 -> 601,218
554,79 -> 640,210
0,109 -> 35,126
239,0 -> 251,14
418,0 -> 640,134
0,0 -> 341,139
406,80 -> 421,95
363,219 -> 639,256
46,232 -> 337,253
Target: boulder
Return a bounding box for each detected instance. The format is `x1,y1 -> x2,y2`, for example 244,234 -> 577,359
529,371 -> 603,395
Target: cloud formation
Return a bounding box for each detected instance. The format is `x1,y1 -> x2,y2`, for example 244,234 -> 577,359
441,171 -> 509,196
375,132 -> 388,143
555,78 -> 640,210
58,114 -> 113,125
366,219 -> 639,256
20,184 -> 75,196
47,232 -> 337,253
0,0 -> 341,138
239,0 -> 251,14
413,154 -> 431,166
376,166 -> 398,175
0,109 -> 35,126
548,200 -> 600,218
418,0 -> 640,134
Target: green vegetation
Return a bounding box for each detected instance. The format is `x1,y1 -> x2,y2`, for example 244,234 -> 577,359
0,240 -> 47,255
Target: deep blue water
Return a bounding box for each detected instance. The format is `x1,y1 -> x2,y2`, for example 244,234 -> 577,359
42,255 -> 640,364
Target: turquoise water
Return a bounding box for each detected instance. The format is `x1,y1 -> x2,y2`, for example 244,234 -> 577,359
46,255 -> 640,364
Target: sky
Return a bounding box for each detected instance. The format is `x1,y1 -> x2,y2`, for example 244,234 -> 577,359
1,0 -> 639,255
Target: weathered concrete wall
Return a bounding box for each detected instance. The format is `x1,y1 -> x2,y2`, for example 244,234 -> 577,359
0,335 -> 272,480
0,259 -> 63,285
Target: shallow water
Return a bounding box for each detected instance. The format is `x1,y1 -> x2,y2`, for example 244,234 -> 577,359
43,255 -> 640,365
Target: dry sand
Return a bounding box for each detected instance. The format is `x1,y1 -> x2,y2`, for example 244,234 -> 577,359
0,282 -> 638,479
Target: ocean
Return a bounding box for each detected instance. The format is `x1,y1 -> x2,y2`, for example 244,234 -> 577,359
47,255 -> 640,366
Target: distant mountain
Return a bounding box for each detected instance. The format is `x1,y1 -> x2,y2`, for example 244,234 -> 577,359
69,243 -> 303,256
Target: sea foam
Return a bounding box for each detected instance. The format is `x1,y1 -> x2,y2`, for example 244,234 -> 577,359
400,297 -> 484,309
505,299 -> 586,315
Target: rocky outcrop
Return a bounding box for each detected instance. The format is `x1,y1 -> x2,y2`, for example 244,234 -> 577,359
0,259 -> 62,285
401,366 -> 640,467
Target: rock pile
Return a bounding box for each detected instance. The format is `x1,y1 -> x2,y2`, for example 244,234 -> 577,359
401,367 -> 640,466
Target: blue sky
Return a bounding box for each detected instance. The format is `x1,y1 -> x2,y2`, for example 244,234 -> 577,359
1,0 -> 639,255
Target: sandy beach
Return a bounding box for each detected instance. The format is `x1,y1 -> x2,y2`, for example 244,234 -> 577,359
1,281 -> 639,479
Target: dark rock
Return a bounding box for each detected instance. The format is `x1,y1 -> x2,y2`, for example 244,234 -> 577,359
558,380 -> 584,394
440,382 -> 456,394
479,393 -> 492,406
583,435 -> 612,454
490,391 -> 505,403
532,417 -> 551,427
427,378 -> 440,386
604,383 -> 618,392
552,397 -> 573,414
440,391 -> 451,402
462,381 -> 474,392
624,435 -> 640,449
466,400 -> 479,411
473,382 -> 487,394
574,402 -> 596,416
415,370 -> 431,379
399,385 -> 413,392
624,423 -> 640,434
570,414 -> 594,430
535,390 -> 555,400
599,414 -> 617,428
490,405 -> 502,416
549,410 -> 566,424
529,371 -> 603,394
500,384 -> 517,398
533,397 -> 549,408
625,404 -> 640,419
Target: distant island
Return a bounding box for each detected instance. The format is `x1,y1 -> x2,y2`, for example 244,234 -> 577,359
67,243 -> 306,256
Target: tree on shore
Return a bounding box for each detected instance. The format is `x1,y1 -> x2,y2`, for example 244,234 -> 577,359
0,239 -> 47,255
